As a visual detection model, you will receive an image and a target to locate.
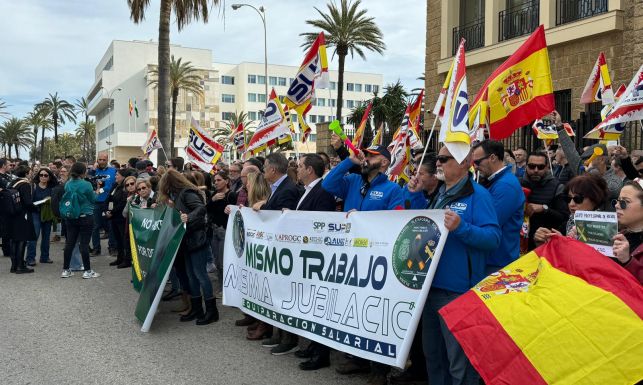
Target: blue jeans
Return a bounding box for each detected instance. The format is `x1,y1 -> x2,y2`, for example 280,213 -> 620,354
27,213 -> 52,263
70,242 -> 83,270
185,245 -> 214,299
422,288 -> 479,385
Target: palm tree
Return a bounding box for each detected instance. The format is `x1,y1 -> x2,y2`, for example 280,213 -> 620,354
372,81 -> 408,132
75,97 -> 90,125
76,120 -> 96,162
301,0 -> 385,121
0,117 -> 32,158
24,106 -> 52,161
36,93 -> 77,144
127,0 -> 220,163
148,55 -> 204,157
0,99 -> 10,120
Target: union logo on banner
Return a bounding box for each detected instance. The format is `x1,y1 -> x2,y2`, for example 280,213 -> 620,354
499,69 -> 534,112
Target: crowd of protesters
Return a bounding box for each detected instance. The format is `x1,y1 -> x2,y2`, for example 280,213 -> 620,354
0,110 -> 641,385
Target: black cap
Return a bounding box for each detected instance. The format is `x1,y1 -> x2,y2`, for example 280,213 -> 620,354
363,145 -> 392,162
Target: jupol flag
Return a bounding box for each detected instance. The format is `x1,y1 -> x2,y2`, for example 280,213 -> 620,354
470,25 -> 555,140
585,65 -> 643,140
230,122 -> 246,153
351,100 -> 373,149
284,32 -> 329,140
245,89 -> 292,155
440,236 -> 643,385
134,100 -> 140,118
439,38 -> 470,163
580,52 -> 615,105
141,129 -> 163,155
128,98 -> 133,116
186,118 -> 224,173
531,119 -> 558,139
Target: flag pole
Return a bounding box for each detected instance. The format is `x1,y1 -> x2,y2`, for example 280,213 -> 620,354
416,114 -> 438,176
544,139 -> 553,174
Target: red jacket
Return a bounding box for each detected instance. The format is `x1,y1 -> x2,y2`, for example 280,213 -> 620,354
623,243 -> 643,284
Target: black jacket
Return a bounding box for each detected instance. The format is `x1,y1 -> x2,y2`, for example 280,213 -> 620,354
50,182 -> 65,218
107,183 -> 128,222
521,174 -> 569,250
262,176 -> 301,211
296,181 -> 336,212
174,188 -> 207,251
9,178 -> 36,241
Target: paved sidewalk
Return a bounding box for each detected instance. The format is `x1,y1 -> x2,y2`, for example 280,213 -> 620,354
0,241 -> 368,385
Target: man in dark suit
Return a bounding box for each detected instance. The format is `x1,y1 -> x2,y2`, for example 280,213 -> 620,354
292,154 -> 337,370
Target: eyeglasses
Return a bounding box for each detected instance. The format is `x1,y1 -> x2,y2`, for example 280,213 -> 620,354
527,163 -> 547,170
473,154 -> 491,166
436,155 -> 455,164
564,194 -> 585,204
612,199 -> 629,209
126,182 -> 136,187
137,187 -> 147,191
39,174 -> 49,178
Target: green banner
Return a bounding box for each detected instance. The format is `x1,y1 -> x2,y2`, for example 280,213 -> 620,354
129,204 -> 186,332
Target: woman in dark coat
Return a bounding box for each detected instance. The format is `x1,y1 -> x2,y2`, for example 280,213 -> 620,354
9,165 -> 36,274
106,168 -> 135,268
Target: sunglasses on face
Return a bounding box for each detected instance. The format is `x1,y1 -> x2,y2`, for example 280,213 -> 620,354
527,163 -> 547,170
126,182 -> 136,187
612,199 -> 629,209
473,154 -> 491,166
137,187 -> 147,191
39,174 -> 49,178
565,194 -> 585,204
436,155 -> 455,164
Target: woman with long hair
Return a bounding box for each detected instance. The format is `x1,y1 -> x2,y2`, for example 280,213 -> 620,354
106,170 -> 135,268
612,180 -> 643,283
158,169 -> 218,325
26,167 -> 57,265
61,162 -> 99,279
207,171 -> 237,297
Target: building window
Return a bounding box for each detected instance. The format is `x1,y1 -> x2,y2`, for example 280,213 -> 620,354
317,98 -> 326,107
221,75 -> 235,85
248,93 -> 257,102
222,94 -> 235,103
556,0 -> 608,26
330,82 -> 337,90
278,77 -> 287,86
221,112 -> 235,121
346,100 -> 355,108
248,74 -> 257,84
289,78 -> 295,85
347,83 -> 355,91
365,84 -> 372,93
311,98 -> 317,106
318,115 -> 327,123
258,93 -> 267,103
310,115 -> 317,123
453,0 -> 485,54
269,76 -> 278,86
354,83 -> 362,92
329,99 -> 336,108
498,0 -> 539,42
373,85 -> 379,93
248,111 -> 257,120
258,75 -> 266,84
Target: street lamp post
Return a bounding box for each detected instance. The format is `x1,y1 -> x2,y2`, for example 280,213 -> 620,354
102,87 -> 122,160
232,3 -> 268,101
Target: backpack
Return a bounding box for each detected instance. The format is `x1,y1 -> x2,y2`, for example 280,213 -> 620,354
0,179 -> 27,216
59,187 -> 81,219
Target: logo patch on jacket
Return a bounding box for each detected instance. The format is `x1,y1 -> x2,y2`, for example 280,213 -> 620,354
369,190 -> 383,200
449,202 -> 467,214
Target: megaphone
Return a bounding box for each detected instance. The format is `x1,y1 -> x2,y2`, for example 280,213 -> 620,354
329,120 -> 359,154
584,147 -> 604,167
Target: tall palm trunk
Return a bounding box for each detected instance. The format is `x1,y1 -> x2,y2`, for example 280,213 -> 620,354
171,88 -> 179,158
157,0 -> 172,164
6,145 -> 11,159
53,112 -> 59,144
335,47 -> 348,121
41,126 -> 45,161
33,128 -> 38,162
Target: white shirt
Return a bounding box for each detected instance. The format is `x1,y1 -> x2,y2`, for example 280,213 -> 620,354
296,178 -> 322,210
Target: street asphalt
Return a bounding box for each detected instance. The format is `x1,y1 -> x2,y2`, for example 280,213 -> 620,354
0,239 -> 369,385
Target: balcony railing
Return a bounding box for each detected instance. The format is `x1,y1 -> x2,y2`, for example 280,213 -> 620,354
556,0 -> 608,26
499,1 -> 540,42
452,18 -> 485,56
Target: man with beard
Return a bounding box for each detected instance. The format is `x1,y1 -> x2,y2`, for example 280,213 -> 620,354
322,145 -> 403,384
520,152 -> 568,250
90,152 -> 116,256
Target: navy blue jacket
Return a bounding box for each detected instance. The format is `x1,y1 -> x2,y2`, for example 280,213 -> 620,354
94,166 -> 117,203
322,158 -> 404,212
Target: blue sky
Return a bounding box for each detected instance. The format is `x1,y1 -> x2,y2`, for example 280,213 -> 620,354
0,0 -> 426,134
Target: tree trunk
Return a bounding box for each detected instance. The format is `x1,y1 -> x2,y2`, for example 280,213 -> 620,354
157,0 -> 172,164
171,88 -> 178,158
53,112 -> 59,144
33,128 -> 38,162
40,127 -> 45,162
335,48 -> 348,123
6,145 -> 11,159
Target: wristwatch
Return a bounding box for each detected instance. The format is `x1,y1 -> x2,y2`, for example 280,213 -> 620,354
542,204 -> 549,212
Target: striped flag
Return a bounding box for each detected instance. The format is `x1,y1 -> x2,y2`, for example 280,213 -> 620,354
440,236 -> 643,385
128,98 -> 133,116
185,118 -> 224,173
351,100 -> 373,149
245,89 -> 292,155
580,52 -> 614,105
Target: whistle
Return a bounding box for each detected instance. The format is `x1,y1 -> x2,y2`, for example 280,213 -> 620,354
329,120 -> 360,154
584,147 -> 604,167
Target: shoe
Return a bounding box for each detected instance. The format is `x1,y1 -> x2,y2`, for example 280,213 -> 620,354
162,290 -> 181,301
82,270 -> 100,279
50,235 -> 61,243
235,315 -> 255,327
16,262 -> 34,274
117,261 -> 132,269
40,259 -> 53,264
299,355 -> 331,371
61,269 -> 74,278
247,321 -> 259,331
261,334 -> 281,348
366,373 -> 388,385
196,297 -> 219,325
335,359 -> 371,375
270,342 -> 299,356
206,262 -> 216,273
27,261 -> 37,267
295,343 -> 315,359
180,297 -> 204,322
109,258 -> 122,266
247,322 -> 272,340
91,249 -> 101,256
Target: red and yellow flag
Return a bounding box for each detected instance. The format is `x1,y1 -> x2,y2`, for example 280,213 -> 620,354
351,100 -> 372,149
440,236 -> 643,385
580,52 -> 614,105
470,25 -> 554,140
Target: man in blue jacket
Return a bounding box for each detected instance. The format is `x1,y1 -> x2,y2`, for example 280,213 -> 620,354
472,140 -> 525,274
91,152 -> 116,255
407,145 -> 500,385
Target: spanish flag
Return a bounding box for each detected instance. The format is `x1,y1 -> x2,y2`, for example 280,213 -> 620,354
580,52 -> 614,105
470,25 -> 554,140
351,100 -> 372,148
440,236 -> 643,385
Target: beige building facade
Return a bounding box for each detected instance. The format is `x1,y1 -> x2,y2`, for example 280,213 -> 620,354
425,0 -> 642,150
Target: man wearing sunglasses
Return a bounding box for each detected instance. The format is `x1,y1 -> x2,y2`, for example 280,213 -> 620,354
521,152 -> 569,250
472,141 -> 525,274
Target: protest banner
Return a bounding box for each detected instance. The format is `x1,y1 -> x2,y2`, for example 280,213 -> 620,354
129,205 -> 186,332
222,207 -> 448,368
574,210 -> 618,256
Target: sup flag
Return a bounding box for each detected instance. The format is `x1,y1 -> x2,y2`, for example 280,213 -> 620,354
141,129 -> 163,155
585,65 -> 643,140
389,92 -> 425,152
230,122 -> 246,153
440,236 -> 643,385
531,119 -> 558,139
438,38 -> 470,164
386,106 -> 411,182
245,89 -> 292,155
470,25 -> 554,140
284,32 -> 329,139
186,118 -> 224,173
351,100 -> 373,149
580,52 -> 614,105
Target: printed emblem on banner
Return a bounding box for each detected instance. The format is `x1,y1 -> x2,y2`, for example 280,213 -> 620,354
232,211 -> 245,258
391,216 -> 441,290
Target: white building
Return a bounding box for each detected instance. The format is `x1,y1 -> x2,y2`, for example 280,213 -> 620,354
87,40 -> 383,163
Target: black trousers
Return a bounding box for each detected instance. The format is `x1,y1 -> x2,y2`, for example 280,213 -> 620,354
111,218 -> 127,260
63,216 -> 93,271
10,240 -> 27,268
